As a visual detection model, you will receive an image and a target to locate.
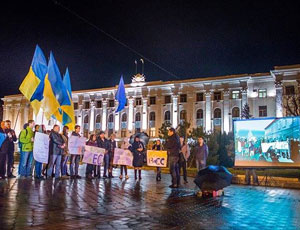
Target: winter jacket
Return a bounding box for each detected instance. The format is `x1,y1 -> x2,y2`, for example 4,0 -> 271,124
61,134 -> 69,156
0,128 -> 9,154
165,133 -> 181,157
49,131 -> 64,155
6,128 -> 17,152
97,137 -> 109,151
195,143 -> 209,163
19,127 -> 34,152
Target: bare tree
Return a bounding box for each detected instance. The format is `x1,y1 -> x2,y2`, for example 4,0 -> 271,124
283,82 -> 300,116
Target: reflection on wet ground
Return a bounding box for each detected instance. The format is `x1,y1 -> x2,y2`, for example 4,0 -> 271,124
0,167 -> 300,229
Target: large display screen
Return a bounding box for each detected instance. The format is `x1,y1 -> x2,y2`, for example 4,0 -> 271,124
233,117 -> 300,168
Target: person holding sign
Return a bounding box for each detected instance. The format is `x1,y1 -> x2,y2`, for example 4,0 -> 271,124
70,125 -> 82,179
130,136 -> 145,180
152,139 -> 163,181
97,131 -> 109,178
47,125 -> 65,179
85,134 -> 98,179
108,134 -> 117,178
119,137 -> 131,179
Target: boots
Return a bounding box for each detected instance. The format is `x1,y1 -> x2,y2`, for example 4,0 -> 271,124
138,170 -> 142,180
134,169 -> 137,180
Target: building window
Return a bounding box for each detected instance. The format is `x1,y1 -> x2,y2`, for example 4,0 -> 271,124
121,113 -> 127,135
135,112 -> 141,121
149,112 -> 155,121
232,107 -> 240,118
258,89 -> 267,98
149,96 -> 156,105
108,114 -> 114,123
84,101 -> 90,109
121,113 -> 127,122
95,114 -> 101,131
96,100 -> 102,108
121,129 -> 127,138
232,91 -> 240,99
150,128 -> 156,137
108,100 -> 115,108
259,106 -> 267,117
214,108 -> 221,118
83,115 -> 89,138
75,116 -> 78,124
196,93 -> 204,101
196,109 -> 203,119
180,110 -> 187,121
180,94 -> 187,103
108,114 -> 114,134
285,86 -> 295,96
164,111 -> 171,121
214,92 -> 222,101
74,102 -> 78,110
165,95 -> 171,104
136,97 -> 142,106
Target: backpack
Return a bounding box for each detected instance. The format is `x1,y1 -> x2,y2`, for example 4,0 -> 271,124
18,128 -> 28,148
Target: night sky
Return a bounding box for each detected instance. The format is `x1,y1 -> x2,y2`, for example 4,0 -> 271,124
1,0 -> 300,98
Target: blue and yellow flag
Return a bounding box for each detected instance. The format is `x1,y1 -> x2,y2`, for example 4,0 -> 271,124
62,68 -> 75,130
42,52 -> 71,121
19,45 -> 47,115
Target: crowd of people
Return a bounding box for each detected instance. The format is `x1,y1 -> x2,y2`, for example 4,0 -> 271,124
0,120 -> 209,188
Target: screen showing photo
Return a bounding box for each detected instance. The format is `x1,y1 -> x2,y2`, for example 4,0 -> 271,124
233,117 -> 300,168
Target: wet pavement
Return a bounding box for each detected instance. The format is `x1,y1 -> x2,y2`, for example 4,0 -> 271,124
0,167 -> 300,230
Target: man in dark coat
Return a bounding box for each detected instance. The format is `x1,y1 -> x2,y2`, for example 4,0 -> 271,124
5,120 -> 17,178
47,125 -> 65,179
195,136 -> 209,171
165,128 -> 181,188
97,131 -> 109,178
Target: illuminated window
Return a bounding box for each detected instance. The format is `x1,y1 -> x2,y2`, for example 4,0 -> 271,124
150,128 -> 156,137
258,89 -> 267,98
232,91 -> 240,99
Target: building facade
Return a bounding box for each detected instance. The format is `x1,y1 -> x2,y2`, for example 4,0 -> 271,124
2,64 -> 300,138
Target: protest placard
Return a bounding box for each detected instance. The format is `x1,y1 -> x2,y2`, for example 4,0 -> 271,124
69,136 -> 86,155
113,148 -> 133,166
147,150 -> 168,167
33,132 -> 49,163
82,145 -> 105,165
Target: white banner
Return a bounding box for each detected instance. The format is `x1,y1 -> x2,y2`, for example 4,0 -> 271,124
69,136 -> 86,155
113,148 -> 133,166
82,145 -> 105,165
33,132 -> 49,163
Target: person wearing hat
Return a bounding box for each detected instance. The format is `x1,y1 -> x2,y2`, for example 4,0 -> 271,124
165,128 -> 181,188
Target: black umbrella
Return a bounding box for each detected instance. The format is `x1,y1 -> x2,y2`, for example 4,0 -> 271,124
194,165 -> 232,191
129,132 -> 150,146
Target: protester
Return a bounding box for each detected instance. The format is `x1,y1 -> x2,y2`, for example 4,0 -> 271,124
0,121 -> 9,179
47,125 -> 65,179
70,125 -> 82,179
34,125 -> 46,179
18,123 -> 28,175
119,137 -> 130,179
130,136 -> 145,180
179,137 -> 190,184
195,136 -> 209,171
85,134 -> 98,179
108,134 -> 117,178
97,131 -> 109,178
19,120 -> 35,178
32,124 -> 40,178
5,120 -> 17,178
61,126 -> 70,178
152,139 -> 163,181
165,128 -> 181,188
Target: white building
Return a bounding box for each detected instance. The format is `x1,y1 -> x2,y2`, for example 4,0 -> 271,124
2,64 -> 300,137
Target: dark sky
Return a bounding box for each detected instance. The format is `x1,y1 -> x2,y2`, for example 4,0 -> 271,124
1,0 -> 300,98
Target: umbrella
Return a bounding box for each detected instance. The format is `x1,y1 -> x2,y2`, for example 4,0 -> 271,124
194,165 -> 232,191
129,132 -> 150,146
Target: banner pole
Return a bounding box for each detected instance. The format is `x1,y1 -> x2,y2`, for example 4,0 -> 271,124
13,96 -> 24,130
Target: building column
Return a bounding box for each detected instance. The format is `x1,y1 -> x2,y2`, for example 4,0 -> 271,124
205,91 -> 212,133
275,80 -> 283,117
101,100 -> 107,131
23,104 -> 29,124
3,105 -> 8,121
77,105 -> 83,133
241,87 -> 248,109
114,101 -> 120,132
223,90 -> 230,133
142,98 -> 148,131
89,101 -> 95,132
128,98 -> 134,132
172,95 -> 178,128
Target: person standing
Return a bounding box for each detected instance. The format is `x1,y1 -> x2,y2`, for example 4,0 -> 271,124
165,128 -> 181,188
19,120 -> 35,178
30,124 -> 40,177
195,136 -> 209,171
179,137 -> 190,184
47,125 -> 65,179
18,123 -> 28,175
85,134 -> 98,179
119,137 -> 130,179
0,121 -> 9,179
130,136 -> 145,180
96,131 -> 109,178
152,139 -> 163,181
5,120 -> 17,178
61,126 -> 70,178
108,134 -> 117,178
34,125 -> 46,179
70,125 -> 82,179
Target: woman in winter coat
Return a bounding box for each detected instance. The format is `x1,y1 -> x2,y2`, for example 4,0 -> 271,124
130,136 -> 145,180
85,134 -> 98,179
119,137 -> 130,179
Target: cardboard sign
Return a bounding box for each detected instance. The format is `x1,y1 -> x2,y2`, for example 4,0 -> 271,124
113,148 -> 133,166
147,150 -> 168,167
33,132 -> 49,163
82,145 -> 105,165
69,136 -> 86,155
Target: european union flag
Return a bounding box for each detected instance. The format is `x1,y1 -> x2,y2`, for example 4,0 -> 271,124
115,75 -> 126,113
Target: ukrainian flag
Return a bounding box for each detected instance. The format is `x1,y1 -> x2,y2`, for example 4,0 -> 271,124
42,52 -> 71,121
62,68 -> 75,130
19,45 -> 47,115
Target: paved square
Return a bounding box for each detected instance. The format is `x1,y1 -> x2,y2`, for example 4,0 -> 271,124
0,168 -> 300,230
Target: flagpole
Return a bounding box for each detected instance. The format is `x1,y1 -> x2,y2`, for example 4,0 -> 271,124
13,96 -> 24,130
